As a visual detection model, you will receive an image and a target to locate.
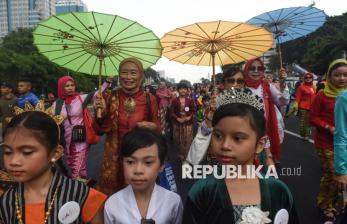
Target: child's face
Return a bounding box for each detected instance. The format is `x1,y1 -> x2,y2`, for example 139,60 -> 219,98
123,144 -> 163,192
330,65 -> 347,88
3,128 -> 62,183
178,87 -> 187,96
211,116 -> 265,165
17,82 -> 30,94
203,99 -> 210,107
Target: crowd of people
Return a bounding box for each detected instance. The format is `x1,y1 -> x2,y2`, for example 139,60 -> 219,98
0,57 -> 347,223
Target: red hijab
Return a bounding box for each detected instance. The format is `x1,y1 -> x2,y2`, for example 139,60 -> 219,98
244,58 -> 281,161
58,75 -> 78,105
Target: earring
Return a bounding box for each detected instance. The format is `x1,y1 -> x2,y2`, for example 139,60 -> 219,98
51,159 -> 56,163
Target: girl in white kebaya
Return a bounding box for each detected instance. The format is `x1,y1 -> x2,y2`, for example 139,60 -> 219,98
104,127 -> 183,224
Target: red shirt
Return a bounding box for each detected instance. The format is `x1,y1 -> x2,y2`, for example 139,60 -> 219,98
309,91 -> 335,150
296,83 -> 316,110
171,97 -> 195,125
117,89 -> 160,140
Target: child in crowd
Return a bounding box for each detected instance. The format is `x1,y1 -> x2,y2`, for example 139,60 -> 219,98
196,95 -> 210,126
310,59 -> 347,222
171,82 -> 195,161
104,127 -> 183,223
17,79 -> 39,108
183,89 -> 297,223
0,107 -> 106,224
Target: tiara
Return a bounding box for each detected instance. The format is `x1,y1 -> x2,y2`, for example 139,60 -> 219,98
216,88 -> 264,111
6,101 -> 64,125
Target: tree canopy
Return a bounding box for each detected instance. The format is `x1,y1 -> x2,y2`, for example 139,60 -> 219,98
280,13 -> 347,75
0,28 -> 103,95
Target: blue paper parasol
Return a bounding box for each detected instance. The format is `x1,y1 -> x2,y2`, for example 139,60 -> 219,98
247,6 -> 327,66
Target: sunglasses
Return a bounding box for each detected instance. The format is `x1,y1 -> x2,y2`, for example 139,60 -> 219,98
304,76 -> 313,80
249,66 -> 265,72
225,78 -> 245,85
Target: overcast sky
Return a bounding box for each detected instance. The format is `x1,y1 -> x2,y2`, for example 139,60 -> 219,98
82,0 -> 346,83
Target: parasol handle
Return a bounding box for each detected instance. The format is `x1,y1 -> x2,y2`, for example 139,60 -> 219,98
96,58 -> 103,118
276,37 -> 283,68
212,53 -> 216,89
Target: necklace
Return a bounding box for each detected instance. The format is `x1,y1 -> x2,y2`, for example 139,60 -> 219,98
15,187 -> 59,224
124,97 -> 136,115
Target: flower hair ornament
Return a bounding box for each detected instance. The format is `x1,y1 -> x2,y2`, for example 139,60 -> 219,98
216,88 -> 264,111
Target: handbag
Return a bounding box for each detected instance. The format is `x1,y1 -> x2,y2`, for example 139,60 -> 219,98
78,95 -> 100,145
71,125 -> 86,142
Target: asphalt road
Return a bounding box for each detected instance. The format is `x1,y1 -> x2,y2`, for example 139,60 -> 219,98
0,116 -> 325,223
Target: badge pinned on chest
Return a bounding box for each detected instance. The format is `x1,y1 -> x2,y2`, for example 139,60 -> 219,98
58,201 -> 81,224
274,209 -> 289,224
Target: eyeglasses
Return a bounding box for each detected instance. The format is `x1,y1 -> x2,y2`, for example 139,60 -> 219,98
225,78 -> 245,85
249,66 -> 265,73
304,76 -> 313,80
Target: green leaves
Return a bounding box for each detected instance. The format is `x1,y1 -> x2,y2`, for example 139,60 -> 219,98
0,28 -> 98,95
281,13 -> 347,75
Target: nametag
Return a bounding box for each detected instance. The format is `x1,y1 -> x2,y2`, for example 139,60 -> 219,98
274,209 -> 289,224
58,201 -> 81,224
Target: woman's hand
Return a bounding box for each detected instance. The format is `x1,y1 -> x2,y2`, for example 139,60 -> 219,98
279,68 -> 288,81
105,76 -> 113,83
94,93 -> 106,111
329,126 -> 335,134
334,175 -> 347,191
210,92 -> 218,112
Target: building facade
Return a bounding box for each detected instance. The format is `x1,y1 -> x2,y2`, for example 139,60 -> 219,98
56,0 -> 87,15
0,0 -> 55,38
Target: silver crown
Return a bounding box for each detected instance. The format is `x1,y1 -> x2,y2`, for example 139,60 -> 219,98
216,88 -> 264,111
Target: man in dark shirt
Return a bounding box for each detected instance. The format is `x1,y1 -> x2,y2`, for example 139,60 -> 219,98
0,82 -> 17,131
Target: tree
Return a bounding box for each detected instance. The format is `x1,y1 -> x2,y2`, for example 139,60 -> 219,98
0,28 -> 99,95
281,13 -> 347,76
144,67 -> 160,84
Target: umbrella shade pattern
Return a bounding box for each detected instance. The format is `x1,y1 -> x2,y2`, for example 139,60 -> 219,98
33,12 -> 162,76
247,6 -> 327,43
160,21 -> 274,67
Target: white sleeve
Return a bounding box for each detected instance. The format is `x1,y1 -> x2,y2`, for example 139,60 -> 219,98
104,200 -> 116,224
269,83 -> 290,106
172,197 -> 184,224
